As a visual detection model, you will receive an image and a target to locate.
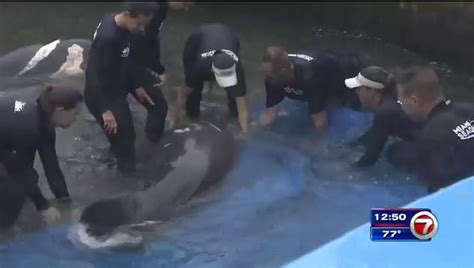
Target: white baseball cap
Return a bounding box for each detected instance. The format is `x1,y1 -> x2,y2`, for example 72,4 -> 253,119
212,52 -> 238,88
345,66 -> 389,90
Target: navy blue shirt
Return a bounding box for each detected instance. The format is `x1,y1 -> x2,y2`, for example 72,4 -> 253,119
265,51 -> 364,114
85,13 -> 132,114
144,0 -> 168,75
413,100 -> 474,189
0,98 -> 69,210
182,23 -> 246,97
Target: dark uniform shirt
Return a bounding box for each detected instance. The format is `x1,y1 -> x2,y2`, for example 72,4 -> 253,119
127,0 -> 168,89
0,98 -> 69,210
413,100 -> 474,190
265,51 -> 364,114
145,0 -> 168,75
356,94 -> 422,166
85,13 -> 132,115
182,23 -> 246,97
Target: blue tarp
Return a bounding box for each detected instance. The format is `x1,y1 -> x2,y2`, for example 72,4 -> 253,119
285,176 -> 474,268
0,104 -> 430,267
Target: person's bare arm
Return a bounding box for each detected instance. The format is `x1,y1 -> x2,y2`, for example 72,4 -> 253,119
311,110 -> 327,131
172,86 -> 192,128
235,96 -> 250,133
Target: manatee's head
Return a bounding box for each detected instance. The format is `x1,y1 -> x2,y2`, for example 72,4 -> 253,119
80,195 -> 140,237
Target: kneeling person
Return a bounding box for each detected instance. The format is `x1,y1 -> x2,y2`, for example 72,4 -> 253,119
259,46 -> 365,132
395,66 -> 474,193
172,23 -> 250,133
345,66 -> 421,167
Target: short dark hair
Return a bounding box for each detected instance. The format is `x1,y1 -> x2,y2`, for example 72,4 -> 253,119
262,46 -> 292,71
395,65 -> 443,101
123,1 -> 157,18
38,85 -> 84,114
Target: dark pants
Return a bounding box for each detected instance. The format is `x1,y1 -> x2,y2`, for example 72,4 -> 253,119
0,149 -> 43,229
85,86 -> 168,172
0,174 -> 25,229
185,82 -> 238,119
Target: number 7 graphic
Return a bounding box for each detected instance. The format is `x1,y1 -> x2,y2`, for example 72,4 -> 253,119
410,211 -> 439,240
415,218 -> 434,234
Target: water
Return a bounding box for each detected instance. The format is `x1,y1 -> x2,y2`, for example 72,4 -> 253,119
0,2 -> 468,267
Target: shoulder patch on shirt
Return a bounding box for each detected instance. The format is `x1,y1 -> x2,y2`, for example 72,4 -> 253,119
121,44 -> 130,58
452,120 -> 474,140
288,53 -> 314,61
14,100 -> 26,113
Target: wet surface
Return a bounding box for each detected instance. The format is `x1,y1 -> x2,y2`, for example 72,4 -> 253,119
0,2 -> 469,267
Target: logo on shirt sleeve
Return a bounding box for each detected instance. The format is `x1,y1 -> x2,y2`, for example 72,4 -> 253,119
288,54 -> 314,61
452,120 -> 474,140
93,22 -> 102,41
14,101 -> 26,113
283,86 -> 304,95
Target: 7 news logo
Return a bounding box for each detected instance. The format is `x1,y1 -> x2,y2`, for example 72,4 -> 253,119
410,210 -> 439,240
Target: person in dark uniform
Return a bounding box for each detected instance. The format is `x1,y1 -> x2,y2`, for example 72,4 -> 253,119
125,1 -> 194,142
393,66 -> 474,193
259,46 -> 365,132
0,86 -> 83,229
84,2 -> 161,174
172,23 -> 250,133
344,66 -> 422,167
134,0 -> 194,86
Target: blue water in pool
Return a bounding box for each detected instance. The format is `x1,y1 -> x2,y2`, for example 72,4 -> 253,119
0,100 -> 427,268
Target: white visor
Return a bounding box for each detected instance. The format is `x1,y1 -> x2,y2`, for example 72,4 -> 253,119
212,63 -> 237,88
345,73 -> 385,90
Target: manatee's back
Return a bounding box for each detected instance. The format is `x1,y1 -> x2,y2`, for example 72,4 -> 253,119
79,121 -> 238,236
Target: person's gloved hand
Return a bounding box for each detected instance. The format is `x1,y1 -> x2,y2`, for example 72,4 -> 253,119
40,206 -> 61,225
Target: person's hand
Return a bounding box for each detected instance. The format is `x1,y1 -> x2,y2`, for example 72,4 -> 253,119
102,110 -> 117,134
235,130 -> 250,142
40,206 -> 61,225
135,87 -> 155,106
150,70 -> 167,87
157,73 -> 167,86
251,120 -> 269,133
